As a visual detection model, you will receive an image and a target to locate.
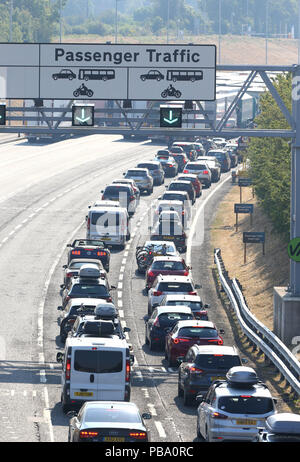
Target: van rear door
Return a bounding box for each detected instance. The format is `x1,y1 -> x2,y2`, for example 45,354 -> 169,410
70,347 -> 101,401
98,347 -> 126,400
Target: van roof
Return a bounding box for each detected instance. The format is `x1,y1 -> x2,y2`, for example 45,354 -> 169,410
88,206 -> 128,213
65,336 -> 128,348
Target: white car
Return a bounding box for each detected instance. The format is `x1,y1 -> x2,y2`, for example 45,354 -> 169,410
147,274 -> 199,316
184,161 -> 212,188
196,366 -> 277,442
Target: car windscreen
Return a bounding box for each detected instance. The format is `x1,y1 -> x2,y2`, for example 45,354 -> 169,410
74,350 -> 123,373
169,183 -> 190,192
145,244 -> 175,254
84,407 -> 141,424
208,153 -> 225,160
217,396 -> 274,415
173,145 -> 192,153
151,261 -> 185,271
178,327 -> 218,338
158,312 -> 193,326
168,300 -> 203,310
91,212 -> 120,226
158,282 -> 193,292
70,284 -> 109,297
195,354 -> 241,369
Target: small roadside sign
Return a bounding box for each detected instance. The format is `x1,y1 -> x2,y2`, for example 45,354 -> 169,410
243,232 -> 265,264
234,203 -> 254,231
238,177 -> 253,202
288,237 -> 300,262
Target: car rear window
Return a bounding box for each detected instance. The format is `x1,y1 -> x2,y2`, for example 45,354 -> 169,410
195,354 -> 241,369
104,186 -> 130,195
168,300 -> 203,310
138,164 -> 157,170
158,282 -> 193,292
84,407 -> 141,423
158,312 -> 193,326
126,170 -> 147,177
187,164 -> 206,170
74,350 -> 123,373
169,183 -> 190,191
217,396 -> 274,415
70,284 -> 109,297
91,212 -> 120,226
162,193 -> 186,202
151,261 -> 185,271
178,327 -> 218,338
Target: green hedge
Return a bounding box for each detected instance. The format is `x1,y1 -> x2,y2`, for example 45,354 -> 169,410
247,73 -> 292,241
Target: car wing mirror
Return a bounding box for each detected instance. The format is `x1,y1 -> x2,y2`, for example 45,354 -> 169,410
204,303 -> 210,309
62,265 -> 67,269
60,284 -> 65,289
241,358 -> 248,364
67,411 -> 78,418
130,354 -> 135,365
123,327 -> 131,333
195,284 -> 202,289
57,306 -> 63,311
110,285 -> 117,290
141,413 -> 152,420
195,393 -> 205,403
219,329 -> 225,335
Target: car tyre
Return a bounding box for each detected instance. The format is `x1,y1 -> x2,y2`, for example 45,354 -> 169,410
196,420 -> 202,440
183,389 -> 193,406
168,352 -> 176,367
177,380 -> 183,397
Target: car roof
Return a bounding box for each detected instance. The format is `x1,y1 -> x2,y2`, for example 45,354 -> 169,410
156,305 -> 192,315
169,180 -> 191,185
266,413 -> 300,434
163,191 -> 189,197
144,240 -> 176,248
156,275 -> 193,282
68,298 -> 107,307
126,167 -> 148,172
186,161 -> 208,166
163,294 -> 201,302
192,345 -> 238,355
157,200 -> 183,206
137,161 -> 160,166
83,401 -> 139,409
69,259 -> 102,266
214,382 -> 272,398
105,183 -> 132,189
92,200 -> 121,207
151,255 -> 183,262
89,205 -> 127,213
175,320 -> 215,328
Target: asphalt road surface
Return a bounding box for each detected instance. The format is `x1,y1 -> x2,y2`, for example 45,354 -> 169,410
0,134 -> 282,442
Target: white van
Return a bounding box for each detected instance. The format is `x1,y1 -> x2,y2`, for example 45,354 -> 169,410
86,205 -> 130,248
57,336 -> 133,413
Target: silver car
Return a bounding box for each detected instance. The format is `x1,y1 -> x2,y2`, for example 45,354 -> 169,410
196,366 -> 277,442
184,161 -> 212,188
124,168 -> 153,195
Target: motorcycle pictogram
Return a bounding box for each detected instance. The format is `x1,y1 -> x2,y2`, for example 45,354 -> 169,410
73,83 -> 94,98
161,84 -> 182,99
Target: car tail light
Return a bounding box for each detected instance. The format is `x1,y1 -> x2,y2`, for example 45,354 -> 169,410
125,359 -> 130,382
153,317 -> 160,327
130,195 -> 134,200
79,431 -> 99,439
190,367 -> 203,374
66,358 -> 71,380
66,272 -> 74,278
65,296 -> 70,303
188,291 -> 197,295
203,170 -> 209,174
148,271 -> 155,278
97,251 -> 107,256
173,338 -> 190,344
208,338 -> 223,345
153,290 -> 162,296
211,412 -> 228,420
183,270 -> 189,276
183,170 -> 188,173
87,218 -> 90,230
129,432 -> 147,440
107,296 -> 112,303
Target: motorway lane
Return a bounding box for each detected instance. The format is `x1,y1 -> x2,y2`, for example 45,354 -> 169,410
0,135 -> 165,442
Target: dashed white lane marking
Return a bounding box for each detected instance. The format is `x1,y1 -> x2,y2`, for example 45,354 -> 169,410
154,421 -> 167,438
119,273 -> 124,281
147,403 -> 157,416
118,291 -> 122,298
120,266 -> 125,273
119,310 -> 124,318
121,258 -> 127,265
117,299 -> 123,308
141,388 -> 149,398
124,251 -> 129,257
134,371 -> 143,381
118,282 -> 123,289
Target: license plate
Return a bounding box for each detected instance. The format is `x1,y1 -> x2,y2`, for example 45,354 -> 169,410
236,419 -> 257,426
161,236 -> 173,240
74,391 -> 93,397
101,237 -> 111,241
103,437 -> 125,442
211,376 -> 225,381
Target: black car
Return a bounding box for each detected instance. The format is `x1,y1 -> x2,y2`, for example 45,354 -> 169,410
155,155 -> 178,177
101,184 -> 137,215
62,277 -> 114,308
178,345 -> 243,405
167,180 -> 196,205
206,150 -> 231,173
140,70 -> 164,81
145,306 -> 194,350
67,239 -> 110,272
172,143 -> 197,161
169,152 -> 189,172
68,401 -> 151,442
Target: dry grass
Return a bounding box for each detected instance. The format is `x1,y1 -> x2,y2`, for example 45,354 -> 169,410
211,183 -> 289,330
60,33 -> 299,65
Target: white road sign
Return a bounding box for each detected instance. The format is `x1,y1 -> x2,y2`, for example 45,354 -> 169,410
0,43 -> 216,101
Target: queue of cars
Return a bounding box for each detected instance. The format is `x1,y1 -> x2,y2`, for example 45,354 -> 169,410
54,135 -> 299,442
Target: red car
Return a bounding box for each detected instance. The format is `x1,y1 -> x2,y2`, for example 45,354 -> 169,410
165,320 -> 224,367
178,173 -> 202,198
146,256 -> 190,290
